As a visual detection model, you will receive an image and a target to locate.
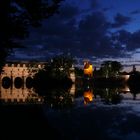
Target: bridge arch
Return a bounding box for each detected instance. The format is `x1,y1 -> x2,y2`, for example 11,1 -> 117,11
14,77 -> 23,89
2,76 -> 12,89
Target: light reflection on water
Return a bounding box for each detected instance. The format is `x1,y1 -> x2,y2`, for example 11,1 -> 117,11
0,84 -> 43,104
43,83 -> 140,140
1,82 -> 140,140
80,84 -> 140,106
1,81 -> 140,107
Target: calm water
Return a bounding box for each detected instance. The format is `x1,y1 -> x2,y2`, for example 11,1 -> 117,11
1,83 -> 140,140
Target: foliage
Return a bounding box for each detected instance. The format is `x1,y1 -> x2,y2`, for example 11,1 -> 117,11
0,0 -> 63,72
44,54 -> 76,78
101,88 -> 122,104
94,87 -> 123,104
73,67 -> 83,77
45,88 -> 74,109
100,61 -> 123,77
33,54 -> 75,89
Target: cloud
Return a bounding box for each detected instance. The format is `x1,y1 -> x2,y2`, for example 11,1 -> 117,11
111,30 -> 131,46
112,13 -> 132,28
59,4 -> 79,20
89,0 -> 99,8
20,10 -> 128,60
111,29 -> 140,54
41,11 -> 125,58
127,30 -> 140,51
11,1 -> 139,62
102,6 -> 113,12
130,10 -> 140,15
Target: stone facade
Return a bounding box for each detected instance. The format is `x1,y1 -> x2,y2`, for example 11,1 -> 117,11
0,62 -> 45,84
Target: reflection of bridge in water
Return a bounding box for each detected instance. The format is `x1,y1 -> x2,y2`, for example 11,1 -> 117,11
0,86 -> 43,104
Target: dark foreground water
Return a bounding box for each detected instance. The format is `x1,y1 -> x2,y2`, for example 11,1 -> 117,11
1,100 -> 140,140
1,84 -> 140,140
0,105 -> 63,140
44,99 -> 140,140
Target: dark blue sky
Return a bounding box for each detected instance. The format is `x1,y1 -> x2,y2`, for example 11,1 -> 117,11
8,0 -> 140,66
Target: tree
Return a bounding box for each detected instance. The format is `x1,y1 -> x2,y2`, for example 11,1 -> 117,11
100,88 -> 122,105
0,0 -> 63,72
45,88 -> 74,109
111,61 -> 123,75
45,54 -> 76,78
101,61 -> 110,78
75,67 -> 83,77
33,54 -> 75,89
101,61 -> 123,77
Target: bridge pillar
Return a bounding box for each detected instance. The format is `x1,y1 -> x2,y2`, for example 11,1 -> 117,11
23,76 -> 26,88
11,76 -> 15,89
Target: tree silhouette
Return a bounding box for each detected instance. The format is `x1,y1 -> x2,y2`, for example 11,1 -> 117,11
33,54 -> 75,90
42,54 -> 75,79
101,61 -> 122,77
0,0 -> 63,72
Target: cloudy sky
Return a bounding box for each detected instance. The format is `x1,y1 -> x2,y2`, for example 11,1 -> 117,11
8,0 -> 140,68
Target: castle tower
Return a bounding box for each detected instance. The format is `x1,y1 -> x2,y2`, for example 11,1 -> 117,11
83,60 -> 94,77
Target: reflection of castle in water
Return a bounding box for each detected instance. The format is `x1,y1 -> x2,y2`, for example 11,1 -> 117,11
81,84 -> 140,105
83,88 -> 94,105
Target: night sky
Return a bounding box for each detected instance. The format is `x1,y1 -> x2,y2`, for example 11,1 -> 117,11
8,0 -> 140,68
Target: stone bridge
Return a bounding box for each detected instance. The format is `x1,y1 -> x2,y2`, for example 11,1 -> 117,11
0,61 -> 75,103
0,61 -> 45,88
0,61 -> 75,88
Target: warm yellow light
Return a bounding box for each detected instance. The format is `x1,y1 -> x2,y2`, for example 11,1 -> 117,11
124,75 -> 130,81
84,64 -> 94,76
120,74 -> 130,81
84,90 -> 94,104
120,85 -> 130,93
